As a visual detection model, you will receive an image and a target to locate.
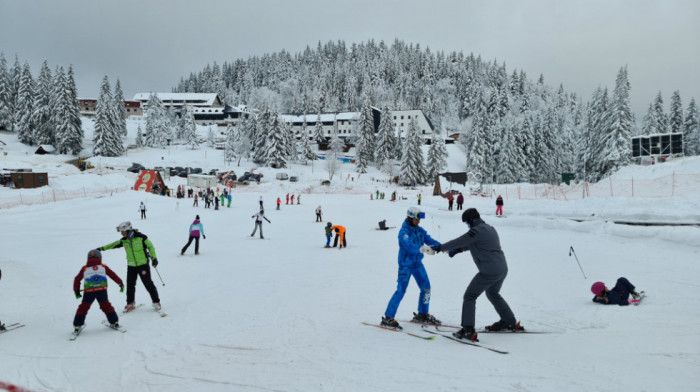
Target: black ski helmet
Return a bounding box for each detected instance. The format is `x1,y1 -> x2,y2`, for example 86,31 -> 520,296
462,208 -> 480,225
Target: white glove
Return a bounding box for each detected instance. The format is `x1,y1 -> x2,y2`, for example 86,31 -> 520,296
420,244 -> 436,255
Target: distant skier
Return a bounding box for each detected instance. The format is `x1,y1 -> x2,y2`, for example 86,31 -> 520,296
286,193 -> 289,205
381,207 -> 442,330
291,194 -> 295,204
433,208 -> 520,342
139,202 -> 146,219
591,278 -> 642,306
447,194 -> 454,211
456,193 -> 464,210
277,197 -> 281,210
324,222 -> 333,248
330,224 -> 347,248
99,221 -> 162,312
181,215 -> 205,255
496,195 -> 504,216
72,249 -> 124,333
315,205 -> 323,222
251,210 -> 271,239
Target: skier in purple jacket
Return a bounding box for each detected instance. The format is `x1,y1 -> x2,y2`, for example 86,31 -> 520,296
181,215 -> 206,255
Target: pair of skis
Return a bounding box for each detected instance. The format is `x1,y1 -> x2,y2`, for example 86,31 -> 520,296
0,322 -> 25,334
69,321 -> 126,341
123,303 -> 168,318
362,320 -> 554,354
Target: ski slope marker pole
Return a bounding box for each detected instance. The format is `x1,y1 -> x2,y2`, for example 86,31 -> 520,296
568,246 -> 587,279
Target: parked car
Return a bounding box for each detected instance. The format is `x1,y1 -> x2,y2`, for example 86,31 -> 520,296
191,167 -> 203,174
239,172 -> 263,183
127,163 -> 145,173
275,173 -> 289,180
321,180 -> 331,186
289,176 -> 298,182
209,169 -> 219,176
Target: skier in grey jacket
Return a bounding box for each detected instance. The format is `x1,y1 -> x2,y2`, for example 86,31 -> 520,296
434,208 -> 520,341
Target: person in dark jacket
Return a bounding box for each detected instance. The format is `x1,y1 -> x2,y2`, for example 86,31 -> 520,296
496,195 -> 504,216
591,278 -> 642,305
433,208 -> 520,342
456,193 -> 464,210
381,207 -> 442,330
324,222 -> 333,248
72,249 -> 124,332
100,221 -> 161,312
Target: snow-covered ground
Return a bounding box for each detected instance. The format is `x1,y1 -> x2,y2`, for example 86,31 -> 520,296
1,123 -> 699,392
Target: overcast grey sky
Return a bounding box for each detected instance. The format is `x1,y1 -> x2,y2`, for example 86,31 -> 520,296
1,0 -> 698,118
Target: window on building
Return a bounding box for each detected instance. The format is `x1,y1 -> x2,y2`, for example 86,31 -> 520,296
401,116 -> 404,119
38,175 -> 45,184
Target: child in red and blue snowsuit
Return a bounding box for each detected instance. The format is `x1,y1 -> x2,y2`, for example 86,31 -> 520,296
73,249 -> 123,331
591,277 -> 641,305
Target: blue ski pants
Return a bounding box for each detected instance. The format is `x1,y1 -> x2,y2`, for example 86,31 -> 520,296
384,264 -> 431,318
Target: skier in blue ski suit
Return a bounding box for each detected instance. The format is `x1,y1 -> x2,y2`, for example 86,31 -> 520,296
382,207 -> 442,329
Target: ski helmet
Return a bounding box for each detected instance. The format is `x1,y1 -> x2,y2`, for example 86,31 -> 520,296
116,221 -> 133,232
591,281 -> 606,296
87,249 -> 102,260
461,208 -> 480,225
327,222 -> 332,227
407,207 -> 425,219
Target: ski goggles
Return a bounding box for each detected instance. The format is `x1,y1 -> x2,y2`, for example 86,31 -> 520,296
414,212 -> 425,219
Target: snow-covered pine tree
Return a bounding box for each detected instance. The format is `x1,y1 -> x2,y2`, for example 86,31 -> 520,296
224,123 -> 235,163
326,123 -> 343,181
313,112 -> 325,144
265,113 -> 287,168
61,65 -> 84,155
585,87 -> 609,180
300,127 -> 316,163
669,90 -> 683,134
0,53 -> 12,131
113,79 -> 127,137
252,105 -> 271,164
234,119 -> 253,166
283,120 -> 297,162
181,104 -> 198,149
93,76 -> 123,156
683,98 -> 699,155
399,117 -> 426,186
652,92 -> 668,134
207,126 -> 216,148
426,127 -> 448,182
462,91 -> 488,175
355,95 -> 375,173
144,93 -> 168,147
14,61 -> 35,145
32,60 -> 53,145
598,66 -> 633,176
375,106 -> 396,170
135,124 -> 145,148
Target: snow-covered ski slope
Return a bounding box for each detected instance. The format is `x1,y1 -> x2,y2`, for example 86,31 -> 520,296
1,129 -> 699,391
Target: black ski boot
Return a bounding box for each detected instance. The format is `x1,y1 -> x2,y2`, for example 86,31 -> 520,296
412,312 -> 442,325
380,316 -> 402,330
486,319 -> 522,332
453,326 -> 478,342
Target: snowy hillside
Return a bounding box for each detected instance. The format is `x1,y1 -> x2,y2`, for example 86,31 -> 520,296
1,125 -> 699,392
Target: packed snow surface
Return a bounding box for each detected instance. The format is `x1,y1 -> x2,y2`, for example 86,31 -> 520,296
1,127 -> 699,391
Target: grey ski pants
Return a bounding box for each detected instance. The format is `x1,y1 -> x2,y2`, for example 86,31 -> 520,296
461,262 -> 515,328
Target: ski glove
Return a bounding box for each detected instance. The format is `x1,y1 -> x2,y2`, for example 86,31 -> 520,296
120,285 -> 125,293
430,245 -> 441,253
419,244 -> 437,255
203,235 -> 206,239
448,249 -> 461,258
152,258 -> 159,267
74,291 -> 82,299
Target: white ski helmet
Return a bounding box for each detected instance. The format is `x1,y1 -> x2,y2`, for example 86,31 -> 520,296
116,221 -> 133,232
407,207 -> 425,219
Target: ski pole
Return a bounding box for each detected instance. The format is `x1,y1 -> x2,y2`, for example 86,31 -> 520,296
568,246 -> 587,279
154,266 -> 165,286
